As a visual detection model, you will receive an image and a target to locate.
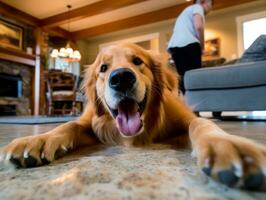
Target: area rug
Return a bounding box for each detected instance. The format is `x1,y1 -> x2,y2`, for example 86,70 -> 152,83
0,145 -> 265,200
0,115 -> 78,124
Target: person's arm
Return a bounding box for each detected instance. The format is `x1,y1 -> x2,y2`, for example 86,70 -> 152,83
193,14 -> 205,53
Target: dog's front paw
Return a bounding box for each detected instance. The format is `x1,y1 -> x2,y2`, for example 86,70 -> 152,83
195,133 -> 266,190
0,133 -> 73,168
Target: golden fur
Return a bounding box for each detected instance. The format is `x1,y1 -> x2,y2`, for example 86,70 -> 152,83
82,43 -> 191,146
1,43 -> 266,190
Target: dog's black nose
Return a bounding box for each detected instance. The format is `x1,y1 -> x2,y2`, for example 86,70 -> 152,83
109,68 -> 136,92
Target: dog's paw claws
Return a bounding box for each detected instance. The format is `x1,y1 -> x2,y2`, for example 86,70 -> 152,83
24,155 -> 38,168
5,153 -> 12,161
232,163 -> 243,178
202,167 -> 211,176
217,169 -> 239,187
0,133 -> 74,168
195,132 -> 266,190
41,157 -> 51,165
23,150 -> 29,159
244,173 -> 264,190
9,157 -> 22,168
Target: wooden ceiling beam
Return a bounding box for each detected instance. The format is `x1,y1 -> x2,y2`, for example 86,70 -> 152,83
71,0 -> 258,40
71,3 -> 189,40
0,1 -> 71,39
39,0 -> 149,28
212,0 -> 257,10
43,27 -> 72,40
0,1 -> 39,26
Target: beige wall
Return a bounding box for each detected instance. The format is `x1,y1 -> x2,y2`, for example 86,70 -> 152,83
76,40 -> 90,67
77,20 -> 175,65
205,0 -> 266,61
77,0 -> 266,66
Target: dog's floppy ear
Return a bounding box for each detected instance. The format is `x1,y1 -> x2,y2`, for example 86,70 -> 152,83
83,53 -> 105,116
148,51 -> 178,94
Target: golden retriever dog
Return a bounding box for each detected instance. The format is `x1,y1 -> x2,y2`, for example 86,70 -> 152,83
1,43 -> 266,190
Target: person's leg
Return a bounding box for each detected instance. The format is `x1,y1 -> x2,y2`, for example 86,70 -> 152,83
169,43 -> 202,94
168,47 -> 186,94
183,43 -> 202,71
180,43 -> 202,94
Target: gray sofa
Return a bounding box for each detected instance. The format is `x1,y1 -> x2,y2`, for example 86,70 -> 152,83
184,60 -> 266,115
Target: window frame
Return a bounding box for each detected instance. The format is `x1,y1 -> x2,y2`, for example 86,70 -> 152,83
236,10 -> 266,57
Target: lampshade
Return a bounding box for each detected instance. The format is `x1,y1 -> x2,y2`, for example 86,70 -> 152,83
73,50 -> 81,59
66,47 -> 73,55
58,48 -> 66,57
51,49 -> 59,58
50,5 -> 81,62
51,44 -> 81,62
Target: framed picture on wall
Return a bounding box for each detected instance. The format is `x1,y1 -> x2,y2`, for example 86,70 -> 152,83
0,19 -> 23,50
203,38 -> 221,58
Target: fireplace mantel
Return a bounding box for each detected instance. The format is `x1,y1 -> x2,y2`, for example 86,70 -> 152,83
0,47 -> 36,66
0,46 -> 41,115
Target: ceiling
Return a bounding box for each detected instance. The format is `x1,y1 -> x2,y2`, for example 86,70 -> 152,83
1,0 -> 186,32
0,0 -> 261,40
1,0 -> 101,19
60,0 -> 185,32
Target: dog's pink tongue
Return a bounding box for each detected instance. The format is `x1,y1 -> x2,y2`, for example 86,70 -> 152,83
116,101 -> 141,136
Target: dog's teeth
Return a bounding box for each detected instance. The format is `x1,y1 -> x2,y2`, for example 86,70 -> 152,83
233,162 -> 243,177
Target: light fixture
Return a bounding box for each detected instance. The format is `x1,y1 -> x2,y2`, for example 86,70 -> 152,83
50,5 -> 81,62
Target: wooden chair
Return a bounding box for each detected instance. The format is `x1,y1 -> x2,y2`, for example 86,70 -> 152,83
45,70 -> 78,115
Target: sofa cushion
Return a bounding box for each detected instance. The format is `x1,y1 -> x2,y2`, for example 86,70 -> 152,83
239,35 -> 266,63
184,60 -> 266,90
185,85 -> 266,111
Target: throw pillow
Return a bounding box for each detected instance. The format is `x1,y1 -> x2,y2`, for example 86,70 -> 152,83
239,34 -> 266,63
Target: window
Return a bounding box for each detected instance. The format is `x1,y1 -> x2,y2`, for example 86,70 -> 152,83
242,17 -> 266,50
237,11 -> 266,56
48,57 -> 80,76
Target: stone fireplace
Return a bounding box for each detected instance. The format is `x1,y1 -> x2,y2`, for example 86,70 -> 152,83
0,59 -> 33,116
0,73 -> 22,98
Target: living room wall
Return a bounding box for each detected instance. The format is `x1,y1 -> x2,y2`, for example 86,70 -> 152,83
77,0 -> 266,66
205,0 -> 266,61
77,20 -> 174,65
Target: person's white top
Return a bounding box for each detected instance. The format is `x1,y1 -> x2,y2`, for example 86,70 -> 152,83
168,4 -> 205,49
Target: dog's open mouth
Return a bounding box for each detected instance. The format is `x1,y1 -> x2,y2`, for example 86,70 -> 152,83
109,95 -> 147,137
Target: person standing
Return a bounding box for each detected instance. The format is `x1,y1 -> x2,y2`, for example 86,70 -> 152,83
168,0 -> 213,94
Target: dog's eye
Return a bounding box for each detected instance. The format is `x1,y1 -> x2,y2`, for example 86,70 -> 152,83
132,57 -> 143,66
100,64 -> 108,72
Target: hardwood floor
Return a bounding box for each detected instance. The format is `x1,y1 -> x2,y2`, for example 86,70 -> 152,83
217,120 -> 266,144
0,120 -> 266,147
0,123 -> 60,147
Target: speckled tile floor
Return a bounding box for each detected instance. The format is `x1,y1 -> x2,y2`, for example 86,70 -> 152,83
0,120 -> 266,200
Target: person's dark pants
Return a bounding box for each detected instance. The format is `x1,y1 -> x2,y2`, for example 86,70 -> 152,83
169,43 -> 202,94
